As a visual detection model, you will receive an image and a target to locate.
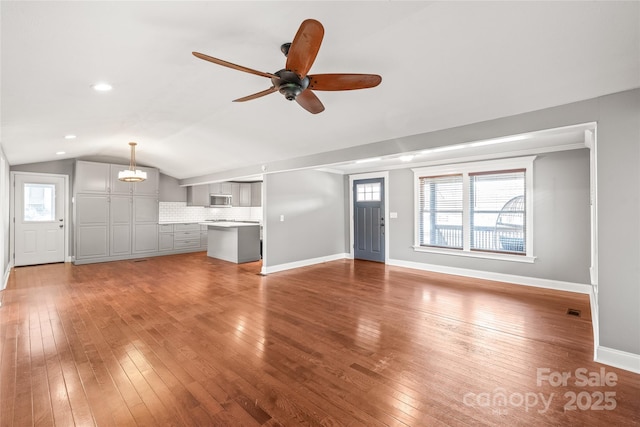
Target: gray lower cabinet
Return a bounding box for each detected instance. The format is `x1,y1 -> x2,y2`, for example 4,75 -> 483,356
110,195 -> 132,256
174,223 -> 200,250
201,225 -> 208,248
158,223 -> 205,254
159,224 -> 174,251
133,197 -> 159,253
76,194 -> 110,260
134,224 -> 159,253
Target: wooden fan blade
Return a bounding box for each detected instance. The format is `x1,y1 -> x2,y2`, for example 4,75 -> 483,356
308,74 -> 382,91
296,90 -> 325,114
233,87 -> 277,102
192,52 -> 277,79
286,19 -> 324,79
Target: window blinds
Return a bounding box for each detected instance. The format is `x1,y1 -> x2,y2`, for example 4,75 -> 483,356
469,170 -> 525,253
419,175 -> 463,249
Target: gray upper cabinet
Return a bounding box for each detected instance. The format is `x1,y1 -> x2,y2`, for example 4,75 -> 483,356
110,164 -> 134,194
75,161 -> 110,193
209,182 -> 232,195
231,183 -> 241,206
186,185 -> 209,206
239,183 -> 252,207
251,182 -> 262,207
134,167 -> 159,195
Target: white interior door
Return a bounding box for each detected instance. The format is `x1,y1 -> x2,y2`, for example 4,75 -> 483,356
13,173 -> 66,266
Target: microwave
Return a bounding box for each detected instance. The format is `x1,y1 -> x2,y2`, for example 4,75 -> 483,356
210,194 -> 232,207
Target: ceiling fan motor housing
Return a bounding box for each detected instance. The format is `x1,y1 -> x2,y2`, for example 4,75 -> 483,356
273,70 -> 309,101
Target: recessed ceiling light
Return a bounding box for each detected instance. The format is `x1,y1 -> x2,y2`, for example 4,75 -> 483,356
64,134 -> 76,139
92,82 -> 112,92
399,155 -> 414,162
56,151 -> 66,155
355,157 -> 382,164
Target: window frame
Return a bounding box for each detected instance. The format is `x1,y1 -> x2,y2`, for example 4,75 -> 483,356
413,156 -> 536,263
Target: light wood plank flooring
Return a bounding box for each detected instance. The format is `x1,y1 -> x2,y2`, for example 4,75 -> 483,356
1,253 -> 638,426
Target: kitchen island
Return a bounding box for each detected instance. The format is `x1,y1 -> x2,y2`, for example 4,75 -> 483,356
200,221 -> 261,263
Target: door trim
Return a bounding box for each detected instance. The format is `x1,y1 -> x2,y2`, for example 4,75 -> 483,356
10,172 -> 70,265
348,171 -> 389,263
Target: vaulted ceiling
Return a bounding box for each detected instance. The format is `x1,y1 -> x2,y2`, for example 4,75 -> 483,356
2,1 -> 638,180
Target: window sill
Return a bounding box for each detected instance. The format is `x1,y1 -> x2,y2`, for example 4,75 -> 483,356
412,245 -> 536,263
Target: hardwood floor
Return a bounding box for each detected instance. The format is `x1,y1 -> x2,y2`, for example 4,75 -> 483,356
1,253 -> 638,426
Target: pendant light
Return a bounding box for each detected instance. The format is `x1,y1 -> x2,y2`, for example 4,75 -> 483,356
118,142 -> 147,182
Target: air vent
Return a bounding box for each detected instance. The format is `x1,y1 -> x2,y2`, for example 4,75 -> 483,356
133,259 -> 148,263
567,308 -> 581,317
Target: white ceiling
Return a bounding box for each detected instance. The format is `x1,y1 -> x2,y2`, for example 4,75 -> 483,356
1,1 -> 638,180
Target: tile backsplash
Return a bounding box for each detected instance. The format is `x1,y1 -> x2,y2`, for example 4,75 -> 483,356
159,202 -> 262,223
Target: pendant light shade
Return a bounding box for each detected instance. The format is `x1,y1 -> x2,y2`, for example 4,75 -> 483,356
118,142 -> 147,182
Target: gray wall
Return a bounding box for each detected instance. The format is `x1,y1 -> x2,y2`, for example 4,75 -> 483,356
10,159 -> 76,257
388,149 -> 591,284
596,90 -> 640,355
264,169 -> 347,267
159,173 -> 186,202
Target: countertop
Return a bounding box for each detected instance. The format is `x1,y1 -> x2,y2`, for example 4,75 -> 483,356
200,221 -> 261,228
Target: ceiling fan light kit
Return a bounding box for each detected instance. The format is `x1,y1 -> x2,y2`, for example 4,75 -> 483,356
193,19 -> 381,114
118,142 -> 147,182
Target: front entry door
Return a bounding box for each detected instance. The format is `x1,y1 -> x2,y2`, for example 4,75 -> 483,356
13,173 -> 66,266
353,178 -> 385,262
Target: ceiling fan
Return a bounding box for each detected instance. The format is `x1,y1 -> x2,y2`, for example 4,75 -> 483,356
192,19 -> 382,114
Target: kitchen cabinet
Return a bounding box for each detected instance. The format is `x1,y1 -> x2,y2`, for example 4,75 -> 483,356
165,223 -> 202,251
133,197 -> 159,253
110,195 -> 132,256
186,185 -> 209,206
109,164 -> 134,194
209,182 -> 232,195
231,182 -> 252,207
250,182 -> 262,207
75,194 -> 109,260
159,224 -> 174,251
201,224 -> 208,248
240,183 -> 252,207
134,224 -> 158,253
75,161 -> 110,193
74,160 -> 160,264
134,167 -> 159,195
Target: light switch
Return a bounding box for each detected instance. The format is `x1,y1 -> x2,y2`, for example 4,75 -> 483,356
390,212 -> 398,219
280,215 -> 285,222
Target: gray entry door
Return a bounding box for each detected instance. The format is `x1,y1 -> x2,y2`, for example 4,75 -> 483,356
353,178 -> 385,262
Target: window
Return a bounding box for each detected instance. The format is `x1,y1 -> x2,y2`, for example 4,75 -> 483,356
23,183 -> 56,222
356,182 -> 381,202
414,156 -> 535,262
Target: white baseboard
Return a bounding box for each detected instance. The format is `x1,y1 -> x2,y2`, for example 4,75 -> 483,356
2,261 -> 12,291
261,253 -> 349,275
589,286 -> 599,357
387,258 -> 592,294
596,346 -> 640,374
